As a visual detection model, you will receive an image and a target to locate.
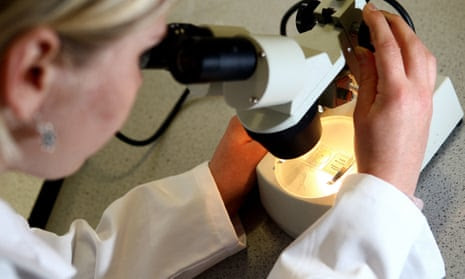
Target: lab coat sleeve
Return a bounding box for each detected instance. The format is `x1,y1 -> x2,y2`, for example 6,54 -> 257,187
32,162 -> 245,279
268,173 -> 446,279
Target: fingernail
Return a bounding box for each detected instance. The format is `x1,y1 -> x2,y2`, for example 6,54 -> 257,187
366,2 -> 377,11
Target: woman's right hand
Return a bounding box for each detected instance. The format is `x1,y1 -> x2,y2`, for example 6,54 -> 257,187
350,3 -> 437,196
209,116 -> 267,217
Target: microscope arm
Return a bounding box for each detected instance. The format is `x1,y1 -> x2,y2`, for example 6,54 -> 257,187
145,0 -> 367,158
187,0 -> 366,158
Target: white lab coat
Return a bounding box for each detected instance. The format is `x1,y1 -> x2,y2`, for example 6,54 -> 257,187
0,162 -> 445,278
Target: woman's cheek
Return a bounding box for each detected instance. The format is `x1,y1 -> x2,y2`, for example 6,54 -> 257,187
99,68 -> 142,126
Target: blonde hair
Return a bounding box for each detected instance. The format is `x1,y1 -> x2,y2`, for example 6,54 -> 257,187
0,0 -> 173,163
1,0 -> 172,62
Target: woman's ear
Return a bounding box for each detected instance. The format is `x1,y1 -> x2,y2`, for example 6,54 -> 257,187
0,27 -> 60,122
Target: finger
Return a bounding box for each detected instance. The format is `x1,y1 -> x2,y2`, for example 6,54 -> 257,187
345,46 -> 361,82
383,12 -> 428,82
363,4 -> 405,83
354,47 -> 377,118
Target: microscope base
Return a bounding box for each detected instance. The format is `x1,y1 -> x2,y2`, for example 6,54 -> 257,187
256,75 -> 464,238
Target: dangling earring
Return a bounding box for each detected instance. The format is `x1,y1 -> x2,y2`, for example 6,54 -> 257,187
37,121 -> 56,153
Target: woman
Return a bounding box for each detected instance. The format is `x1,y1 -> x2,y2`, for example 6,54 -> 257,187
0,0 -> 444,278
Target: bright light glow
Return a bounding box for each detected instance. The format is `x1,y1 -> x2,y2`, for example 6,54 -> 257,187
275,116 -> 357,199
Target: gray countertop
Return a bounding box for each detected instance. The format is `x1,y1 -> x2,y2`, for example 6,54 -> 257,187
26,0 -> 465,278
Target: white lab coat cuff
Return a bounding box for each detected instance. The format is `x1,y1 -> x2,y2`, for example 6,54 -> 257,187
336,173 -> 423,214
196,161 -> 246,247
269,173 -> 445,278
28,162 -> 246,278
171,161 -> 246,277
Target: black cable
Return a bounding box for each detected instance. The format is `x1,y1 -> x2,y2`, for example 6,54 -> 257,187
115,88 -> 191,146
280,0 -> 307,36
366,0 -> 415,32
28,179 -> 64,229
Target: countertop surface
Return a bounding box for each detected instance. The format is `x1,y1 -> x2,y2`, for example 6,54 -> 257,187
5,0 -> 464,278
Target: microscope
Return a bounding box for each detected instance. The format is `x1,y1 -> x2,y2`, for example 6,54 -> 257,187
142,0 -> 464,237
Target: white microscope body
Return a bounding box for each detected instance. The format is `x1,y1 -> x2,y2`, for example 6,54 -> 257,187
174,0 -> 464,237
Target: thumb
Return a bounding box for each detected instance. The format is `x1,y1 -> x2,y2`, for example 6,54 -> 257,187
354,46 -> 377,118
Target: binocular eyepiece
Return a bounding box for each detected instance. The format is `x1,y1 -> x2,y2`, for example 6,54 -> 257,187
140,23 -> 258,84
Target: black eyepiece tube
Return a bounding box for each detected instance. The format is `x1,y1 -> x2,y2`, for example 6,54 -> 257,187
142,26 -> 258,84
140,23 -> 214,70
172,37 -> 258,84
